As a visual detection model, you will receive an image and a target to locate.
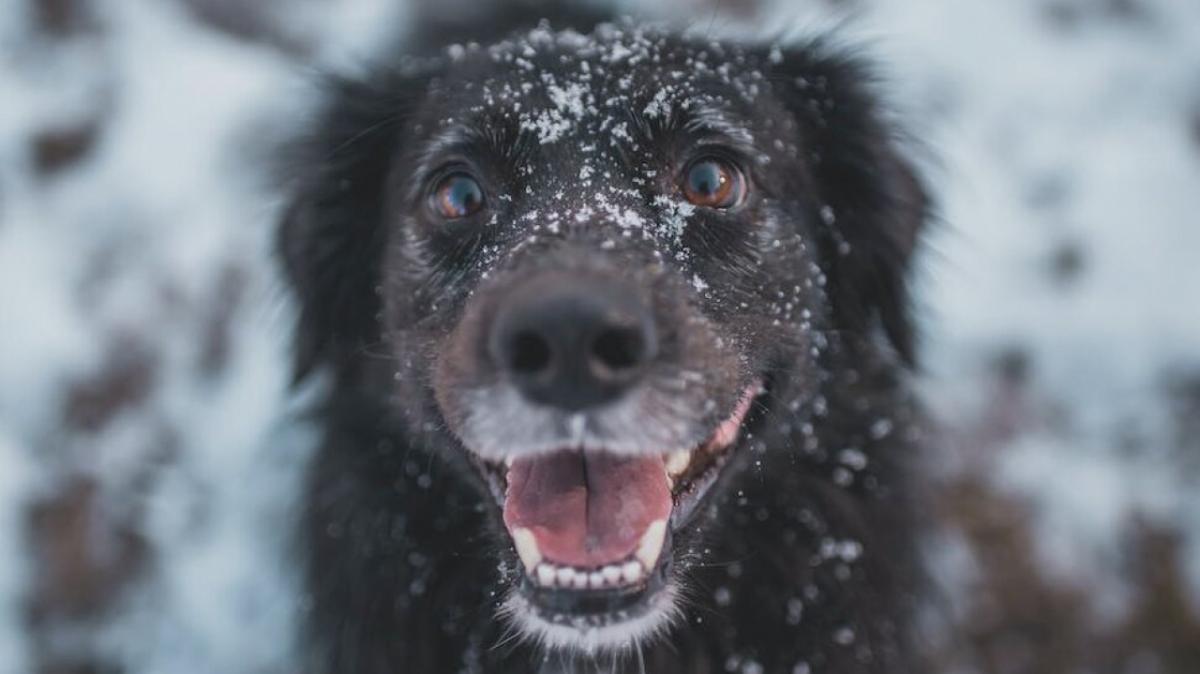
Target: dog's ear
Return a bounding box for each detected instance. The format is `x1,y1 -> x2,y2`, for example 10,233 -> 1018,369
768,44 -> 930,364
276,71 -> 430,382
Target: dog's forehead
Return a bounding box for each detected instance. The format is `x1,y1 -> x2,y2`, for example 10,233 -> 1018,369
432,24 -> 771,148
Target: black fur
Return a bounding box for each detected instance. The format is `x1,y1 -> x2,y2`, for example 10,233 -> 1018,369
278,7 -> 930,673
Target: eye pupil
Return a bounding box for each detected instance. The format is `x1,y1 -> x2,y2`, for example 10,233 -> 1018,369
434,174 -> 484,219
688,163 -> 724,195
682,159 -> 744,208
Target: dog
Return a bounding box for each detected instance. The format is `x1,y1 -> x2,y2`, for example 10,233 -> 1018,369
276,2 -> 929,672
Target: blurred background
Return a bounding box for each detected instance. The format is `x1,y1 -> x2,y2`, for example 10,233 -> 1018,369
1,0 -> 1198,672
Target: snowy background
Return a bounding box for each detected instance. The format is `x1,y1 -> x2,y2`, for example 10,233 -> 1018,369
1,0 -> 1198,672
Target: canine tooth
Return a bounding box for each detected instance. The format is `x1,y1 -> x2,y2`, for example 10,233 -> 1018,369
601,565 -> 622,586
620,561 -> 643,584
536,564 -> 556,587
665,449 -> 692,477
588,571 -> 605,589
511,527 -> 543,572
571,571 -> 589,590
504,456 -> 514,468
635,519 -> 667,571
555,566 -> 574,587
706,384 -> 761,451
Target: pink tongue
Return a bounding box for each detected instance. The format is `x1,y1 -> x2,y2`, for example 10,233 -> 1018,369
503,451 -> 672,568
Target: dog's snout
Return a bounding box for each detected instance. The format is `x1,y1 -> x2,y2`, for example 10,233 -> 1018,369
489,276 -> 657,411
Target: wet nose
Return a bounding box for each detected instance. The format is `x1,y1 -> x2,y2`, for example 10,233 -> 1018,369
488,275 -> 657,411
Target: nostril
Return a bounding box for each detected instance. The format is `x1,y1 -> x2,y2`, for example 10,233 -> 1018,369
509,330 -> 553,375
590,327 -> 645,374
490,276 -> 658,410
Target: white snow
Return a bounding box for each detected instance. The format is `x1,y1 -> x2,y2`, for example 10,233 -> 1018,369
0,433 -> 33,674
858,0 -> 1200,599
0,0 -> 340,671
1,0 -> 1198,670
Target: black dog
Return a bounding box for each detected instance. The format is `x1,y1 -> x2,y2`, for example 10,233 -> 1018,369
277,3 -> 929,672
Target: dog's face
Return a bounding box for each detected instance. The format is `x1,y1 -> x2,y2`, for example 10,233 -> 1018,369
390,26 -> 816,650
282,21 -> 924,657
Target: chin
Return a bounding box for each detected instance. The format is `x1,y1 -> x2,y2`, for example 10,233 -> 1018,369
500,580 -> 682,656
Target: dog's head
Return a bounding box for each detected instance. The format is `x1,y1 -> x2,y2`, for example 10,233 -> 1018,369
280,21 -> 925,655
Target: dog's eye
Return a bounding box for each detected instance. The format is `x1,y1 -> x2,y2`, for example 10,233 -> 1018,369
681,158 -> 746,209
431,174 -> 485,219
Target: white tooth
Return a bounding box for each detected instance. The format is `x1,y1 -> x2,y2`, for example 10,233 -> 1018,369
635,519 -> 668,571
504,456 -> 515,468
621,560 -> 643,584
588,571 -> 605,589
601,565 -> 622,586
556,566 -> 574,587
536,564 -> 556,587
571,571 -> 590,590
665,449 -> 692,477
511,528 -> 543,572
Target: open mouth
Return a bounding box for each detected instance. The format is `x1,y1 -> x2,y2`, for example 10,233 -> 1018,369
472,381 -> 764,624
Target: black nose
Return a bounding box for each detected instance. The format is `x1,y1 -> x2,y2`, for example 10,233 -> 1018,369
489,276 -> 657,411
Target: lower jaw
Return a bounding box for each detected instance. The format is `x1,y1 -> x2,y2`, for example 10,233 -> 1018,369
518,543 -> 672,624
501,579 -> 683,655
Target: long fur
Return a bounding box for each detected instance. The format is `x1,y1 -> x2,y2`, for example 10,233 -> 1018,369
277,6 -> 930,673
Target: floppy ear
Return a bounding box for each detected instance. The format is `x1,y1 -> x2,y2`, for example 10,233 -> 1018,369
276,71 -> 430,382
769,44 -> 930,364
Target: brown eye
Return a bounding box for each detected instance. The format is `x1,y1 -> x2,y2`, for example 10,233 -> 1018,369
431,173 -> 485,219
681,158 -> 746,209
